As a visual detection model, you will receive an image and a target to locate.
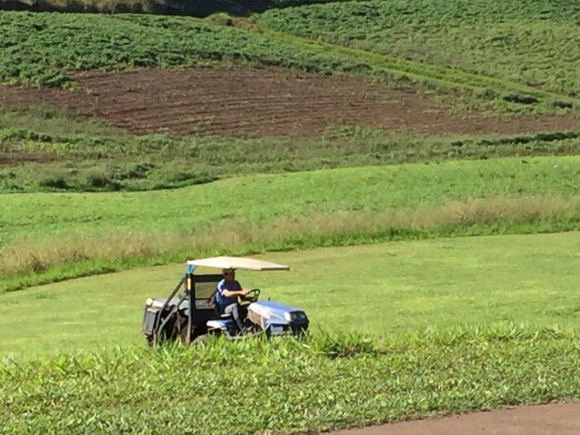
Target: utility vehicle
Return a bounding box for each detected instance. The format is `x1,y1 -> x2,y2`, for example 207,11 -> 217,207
142,256 -> 309,344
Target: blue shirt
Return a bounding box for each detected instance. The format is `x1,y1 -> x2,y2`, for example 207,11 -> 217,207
216,279 -> 242,308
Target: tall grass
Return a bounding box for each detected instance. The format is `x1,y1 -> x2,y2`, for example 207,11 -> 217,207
1,325 -> 579,433
0,107 -> 123,137
1,195 -> 578,293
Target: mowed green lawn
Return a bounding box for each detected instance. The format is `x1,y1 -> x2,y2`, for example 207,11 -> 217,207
1,231 -> 578,357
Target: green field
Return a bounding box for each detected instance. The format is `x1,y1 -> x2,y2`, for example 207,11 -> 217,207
4,156 -> 580,246
1,233 -> 579,433
1,122 -> 579,193
258,0 -> 580,97
2,325 -> 577,434
0,11 -> 361,88
1,232 -> 578,357
2,156 -> 579,293
1,6 -> 578,112
1,1 -> 580,432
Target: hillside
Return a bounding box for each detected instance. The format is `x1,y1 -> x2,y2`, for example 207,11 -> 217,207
1,3 -> 580,433
258,0 -> 580,97
1,5 -> 578,195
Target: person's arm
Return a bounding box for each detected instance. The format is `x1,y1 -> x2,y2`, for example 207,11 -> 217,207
206,288 -> 217,303
222,281 -> 249,298
222,288 -> 249,298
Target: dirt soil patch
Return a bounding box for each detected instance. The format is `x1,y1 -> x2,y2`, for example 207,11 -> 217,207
330,401 -> 580,435
0,67 -> 578,138
0,153 -> 61,167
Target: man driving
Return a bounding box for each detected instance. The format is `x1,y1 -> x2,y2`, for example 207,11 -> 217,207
215,268 -> 251,332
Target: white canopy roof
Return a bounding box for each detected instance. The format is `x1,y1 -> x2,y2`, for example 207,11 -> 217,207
186,256 -> 289,271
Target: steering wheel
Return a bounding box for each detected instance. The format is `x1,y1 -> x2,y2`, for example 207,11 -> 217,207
241,288 -> 261,303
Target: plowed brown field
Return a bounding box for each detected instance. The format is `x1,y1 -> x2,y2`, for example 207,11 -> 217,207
1,67 -> 578,138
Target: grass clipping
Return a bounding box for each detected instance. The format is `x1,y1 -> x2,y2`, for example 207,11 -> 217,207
1,325 -> 579,433
1,195 -> 579,291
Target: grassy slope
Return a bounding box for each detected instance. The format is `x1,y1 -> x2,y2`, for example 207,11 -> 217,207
3,156 -> 579,245
2,123 -> 579,193
0,157 -> 580,290
257,0 -> 580,98
1,9 -> 578,113
1,156 -> 579,293
250,21 -> 579,114
0,232 -> 578,357
0,11 -> 360,87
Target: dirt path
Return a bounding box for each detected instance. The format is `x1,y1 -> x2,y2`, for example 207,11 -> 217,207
330,402 -> 580,435
1,67 -> 578,138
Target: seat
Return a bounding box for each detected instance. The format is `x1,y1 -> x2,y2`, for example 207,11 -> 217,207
211,293 -> 233,319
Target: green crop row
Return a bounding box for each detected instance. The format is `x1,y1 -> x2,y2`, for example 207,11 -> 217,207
1,325 -> 579,433
0,11 -> 364,87
257,0 -> 580,98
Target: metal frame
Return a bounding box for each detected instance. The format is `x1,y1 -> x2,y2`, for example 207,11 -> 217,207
153,275 -> 186,342
153,272 -> 223,344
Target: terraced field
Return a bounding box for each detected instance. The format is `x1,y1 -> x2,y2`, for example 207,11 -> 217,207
2,67 -> 579,138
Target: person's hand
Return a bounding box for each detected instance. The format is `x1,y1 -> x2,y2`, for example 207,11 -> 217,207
241,289 -> 250,296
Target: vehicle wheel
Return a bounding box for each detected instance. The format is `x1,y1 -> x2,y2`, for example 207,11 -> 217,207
192,334 -> 209,345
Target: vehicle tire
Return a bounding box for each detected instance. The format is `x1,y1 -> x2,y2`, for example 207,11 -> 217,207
192,334 -> 209,345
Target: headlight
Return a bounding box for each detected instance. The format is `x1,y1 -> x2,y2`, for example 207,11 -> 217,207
284,311 -> 306,322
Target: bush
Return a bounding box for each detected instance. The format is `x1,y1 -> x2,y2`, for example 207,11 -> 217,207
39,176 -> 69,190
502,93 -> 539,105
